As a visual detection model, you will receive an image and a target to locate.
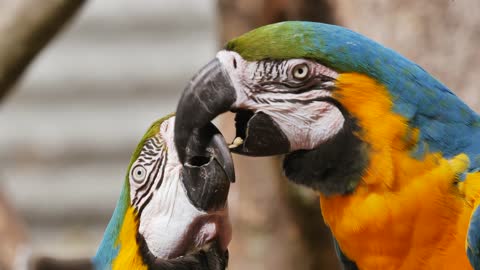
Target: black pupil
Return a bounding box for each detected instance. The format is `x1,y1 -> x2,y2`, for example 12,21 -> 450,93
137,170 -> 142,176
297,68 -> 304,74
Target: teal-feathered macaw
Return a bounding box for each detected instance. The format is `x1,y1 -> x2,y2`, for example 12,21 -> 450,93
173,22 -> 480,269
91,115 -> 233,270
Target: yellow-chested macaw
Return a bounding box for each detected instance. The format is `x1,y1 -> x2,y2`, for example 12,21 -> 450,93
91,115 -> 233,270
173,22 -> 480,270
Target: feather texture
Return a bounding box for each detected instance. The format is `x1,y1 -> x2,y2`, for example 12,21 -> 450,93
227,21 -> 480,171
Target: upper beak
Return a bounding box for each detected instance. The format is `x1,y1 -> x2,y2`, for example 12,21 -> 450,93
174,58 -> 291,162
175,58 -> 236,164
181,121 -> 234,211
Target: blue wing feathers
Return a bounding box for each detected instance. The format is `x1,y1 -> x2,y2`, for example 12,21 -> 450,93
468,204 -> 480,269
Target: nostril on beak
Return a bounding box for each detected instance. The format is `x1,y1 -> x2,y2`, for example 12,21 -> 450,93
186,155 -> 212,167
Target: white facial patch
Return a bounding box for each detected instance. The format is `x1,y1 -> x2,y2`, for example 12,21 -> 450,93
260,99 -> 345,150
139,170 -> 203,258
130,117 -> 205,259
216,50 -> 345,151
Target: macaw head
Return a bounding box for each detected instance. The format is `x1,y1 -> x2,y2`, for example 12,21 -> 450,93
175,21 -> 480,195
95,114 -> 233,269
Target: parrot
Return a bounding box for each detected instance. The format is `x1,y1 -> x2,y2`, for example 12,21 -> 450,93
90,114 -> 234,270
173,21 -> 480,270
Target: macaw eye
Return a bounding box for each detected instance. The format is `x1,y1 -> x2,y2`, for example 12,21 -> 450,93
292,63 -> 309,80
131,165 -> 147,184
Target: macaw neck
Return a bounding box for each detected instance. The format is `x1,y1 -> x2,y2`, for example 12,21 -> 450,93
93,182 -> 146,270
317,72 -> 478,268
283,113 -> 369,195
334,73 -> 480,176
284,72 -> 480,196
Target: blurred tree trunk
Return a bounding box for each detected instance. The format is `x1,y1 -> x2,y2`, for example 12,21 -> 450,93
0,1 -> 86,269
0,191 -> 29,270
217,1 -> 340,269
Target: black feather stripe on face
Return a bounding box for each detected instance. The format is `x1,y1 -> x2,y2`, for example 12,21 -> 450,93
132,154 -> 162,205
131,135 -> 168,214
135,152 -> 167,215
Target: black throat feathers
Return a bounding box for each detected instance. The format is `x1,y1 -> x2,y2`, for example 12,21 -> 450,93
283,104 -> 369,196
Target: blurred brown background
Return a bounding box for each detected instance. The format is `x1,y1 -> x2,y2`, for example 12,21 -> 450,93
0,1 -> 478,269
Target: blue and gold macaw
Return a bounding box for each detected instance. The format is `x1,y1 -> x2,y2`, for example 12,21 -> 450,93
92,115 -> 233,270
174,22 -> 480,269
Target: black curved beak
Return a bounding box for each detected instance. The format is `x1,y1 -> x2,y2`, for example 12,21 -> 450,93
181,121 -> 234,211
175,58 -> 290,162
175,59 -> 236,164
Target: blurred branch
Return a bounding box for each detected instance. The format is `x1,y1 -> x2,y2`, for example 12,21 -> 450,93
0,0 -> 86,102
0,1 -> 86,269
29,257 -> 93,270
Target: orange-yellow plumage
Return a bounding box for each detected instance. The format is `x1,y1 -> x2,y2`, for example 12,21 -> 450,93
112,207 -> 147,270
320,73 -> 480,270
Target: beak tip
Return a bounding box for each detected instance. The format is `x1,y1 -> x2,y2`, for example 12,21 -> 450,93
210,133 -> 235,184
226,168 -> 235,183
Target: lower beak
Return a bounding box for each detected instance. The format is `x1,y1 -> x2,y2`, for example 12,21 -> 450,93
181,121 -> 234,211
230,111 -> 290,156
